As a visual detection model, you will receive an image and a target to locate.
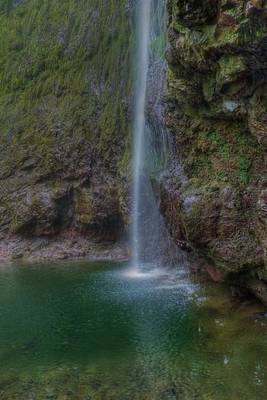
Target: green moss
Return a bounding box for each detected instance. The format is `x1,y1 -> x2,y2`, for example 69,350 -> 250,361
216,55 -> 246,87
207,132 -> 230,160
216,26 -> 239,45
171,24 -> 216,68
0,0 -> 132,168
183,122 -> 261,187
238,18 -> 267,44
167,0 -> 266,275
203,74 -> 216,102
172,21 -> 189,34
117,146 -> 130,175
74,188 -> 94,226
236,156 -> 251,184
223,6 -> 243,19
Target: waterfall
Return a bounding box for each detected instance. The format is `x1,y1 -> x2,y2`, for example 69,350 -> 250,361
131,0 -> 176,269
131,0 -> 152,267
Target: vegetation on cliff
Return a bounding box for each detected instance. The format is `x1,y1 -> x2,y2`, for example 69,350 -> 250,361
165,0 -> 267,302
0,0 -> 132,244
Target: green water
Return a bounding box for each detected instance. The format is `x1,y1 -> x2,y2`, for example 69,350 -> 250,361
0,262 -> 266,399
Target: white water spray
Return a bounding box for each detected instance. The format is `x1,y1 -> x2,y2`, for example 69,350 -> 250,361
130,0 -> 184,275
132,0 -> 152,267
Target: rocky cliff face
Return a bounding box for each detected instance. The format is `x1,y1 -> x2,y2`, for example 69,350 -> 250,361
0,0 -> 132,260
164,0 -> 267,302
0,0 -> 266,304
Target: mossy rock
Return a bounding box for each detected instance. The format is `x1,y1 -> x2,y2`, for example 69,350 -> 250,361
172,0 -> 220,27
248,85 -> 267,147
74,188 -> 95,227
203,73 -> 217,102
0,0 -> 133,240
216,55 -> 246,88
10,187 -> 58,236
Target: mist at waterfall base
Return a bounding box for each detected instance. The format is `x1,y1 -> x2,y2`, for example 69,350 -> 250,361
131,0 -> 178,270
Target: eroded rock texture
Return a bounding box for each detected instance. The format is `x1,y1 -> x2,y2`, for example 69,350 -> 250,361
164,0 -> 267,300
0,0 -> 131,259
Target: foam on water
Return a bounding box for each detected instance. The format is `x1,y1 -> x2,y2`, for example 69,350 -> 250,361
124,263 -> 163,279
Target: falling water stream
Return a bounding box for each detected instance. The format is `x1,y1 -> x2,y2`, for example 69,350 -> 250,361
131,0 -> 175,269
131,0 -> 152,267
